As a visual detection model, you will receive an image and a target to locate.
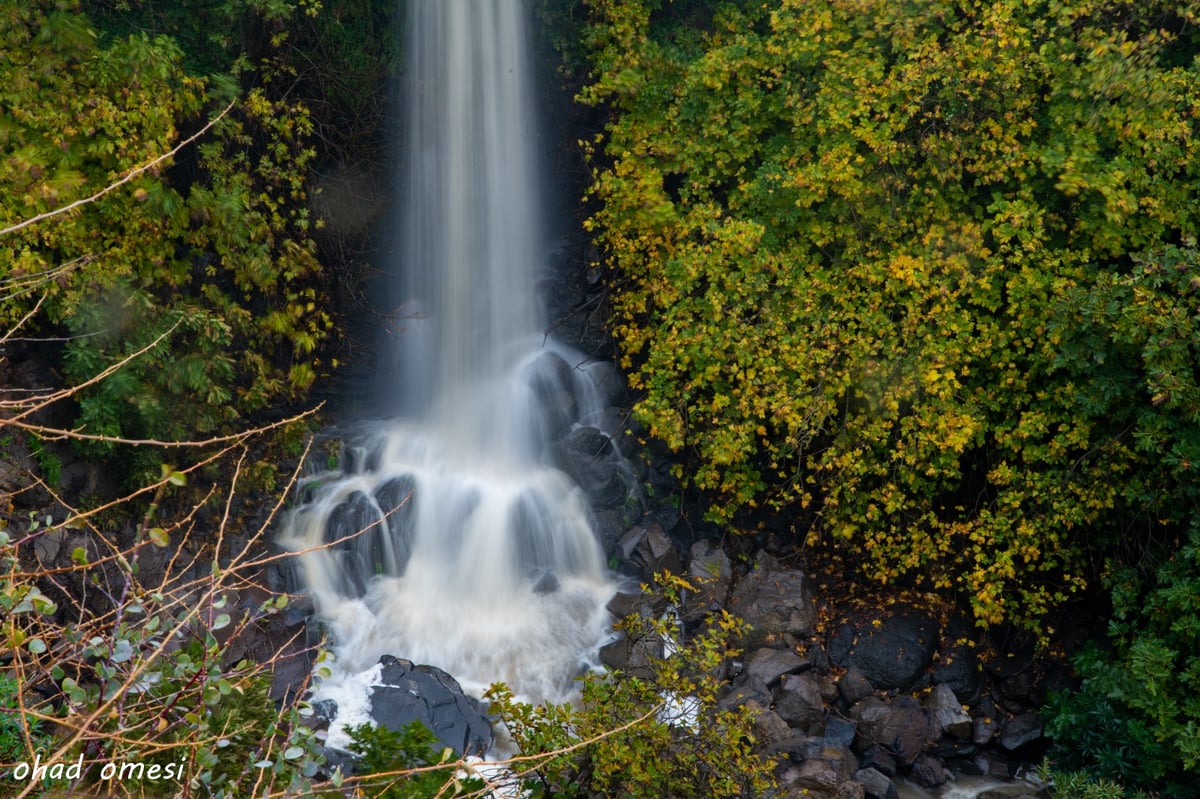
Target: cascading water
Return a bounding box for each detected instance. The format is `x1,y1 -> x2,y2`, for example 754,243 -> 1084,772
279,0 -> 620,709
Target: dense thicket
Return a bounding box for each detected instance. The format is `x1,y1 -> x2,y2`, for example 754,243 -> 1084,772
578,0 -> 1200,785
0,0 -> 343,481
580,0 -> 1200,624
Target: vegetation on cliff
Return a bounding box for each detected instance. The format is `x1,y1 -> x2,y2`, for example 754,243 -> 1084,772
577,0 -> 1200,789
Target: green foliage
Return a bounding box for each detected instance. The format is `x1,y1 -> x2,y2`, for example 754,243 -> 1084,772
580,0 -> 1200,628
345,720 -> 485,799
0,673 -> 49,766
2,509 -> 332,798
0,0 -> 330,477
1046,524 -> 1200,793
27,436 -> 62,488
1039,765 -> 1151,799
487,574 -> 777,799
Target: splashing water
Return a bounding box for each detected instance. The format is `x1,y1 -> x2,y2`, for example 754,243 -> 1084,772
279,0 -> 618,705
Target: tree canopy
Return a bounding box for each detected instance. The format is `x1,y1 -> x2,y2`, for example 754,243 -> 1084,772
1,0 -> 330,479
580,0 -> 1200,628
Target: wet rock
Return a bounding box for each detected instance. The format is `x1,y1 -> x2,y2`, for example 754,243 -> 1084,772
998,712 -> 1042,752
591,509 -> 627,559
617,522 -> 682,577
827,606 -> 939,692
554,448 -> 630,510
532,571 -> 559,594
728,557 -> 818,643
370,656 -> 493,757
720,676 -> 774,711
527,351 -> 578,442
849,697 -> 932,766
312,699 -> 338,724
746,647 -> 806,686
855,766 -> 898,799
824,716 -> 858,748
925,683 -> 972,740
839,665 -> 875,704
681,540 -> 731,620
910,753 -> 948,788
973,715 -> 999,746
774,672 -> 825,734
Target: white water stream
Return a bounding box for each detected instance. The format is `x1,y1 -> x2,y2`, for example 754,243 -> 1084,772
279,0 -> 617,713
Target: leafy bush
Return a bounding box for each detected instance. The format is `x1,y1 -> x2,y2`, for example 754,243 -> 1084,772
345,720 -> 485,799
487,574 -> 777,799
0,0 -> 330,480
578,0 -> 1200,628
0,458 -> 336,799
1046,524 -> 1200,793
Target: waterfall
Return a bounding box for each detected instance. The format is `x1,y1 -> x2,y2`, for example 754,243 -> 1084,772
279,0 -> 619,704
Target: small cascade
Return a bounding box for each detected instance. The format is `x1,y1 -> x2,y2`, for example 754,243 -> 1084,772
278,0 -> 624,708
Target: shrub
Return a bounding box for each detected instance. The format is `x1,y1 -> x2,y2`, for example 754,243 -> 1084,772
1045,526 -> 1200,793
578,0 -> 1200,630
487,574 -> 777,799
345,720 -> 485,799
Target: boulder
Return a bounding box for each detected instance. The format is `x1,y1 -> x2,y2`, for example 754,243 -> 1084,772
745,700 -> 795,747
849,697 -> 932,766
728,558 -> 818,642
998,712 -> 1042,752
839,665 -> 875,704
855,766 -> 898,799
746,647 -> 806,686
909,753 -> 948,788
924,683 -> 972,740
773,672 -> 825,734
617,522 -> 683,577
682,540 -> 732,620
932,640 -> 982,703
553,447 -> 630,510
827,606 -> 939,692
369,656 -> 492,757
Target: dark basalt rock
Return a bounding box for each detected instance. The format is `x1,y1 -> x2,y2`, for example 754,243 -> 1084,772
728,556 -> 818,642
997,712 -> 1043,752
827,605 -> 939,692
369,656 -> 493,757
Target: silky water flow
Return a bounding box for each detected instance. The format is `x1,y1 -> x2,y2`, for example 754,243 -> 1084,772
278,0 -> 621,724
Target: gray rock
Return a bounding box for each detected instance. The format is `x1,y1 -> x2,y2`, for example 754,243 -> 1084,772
617,522 -> 682,576
849,697 -> 932,766
728,558 -> 818,642
745,700 -> 794,747
859,745 -> 897,776
924,683 -> 972,740
909,753 -> 948,788
369,656 -> 493,757
774,672 -> 825,734
854,767 -> 898,799
719,676 -> 774,711
973,715 -> 999,746
682,540 -> 731,620
998,712 -> 1042,751
824,716 -> 858,748
839,665 -> 875,704
746,647 -> 806,686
